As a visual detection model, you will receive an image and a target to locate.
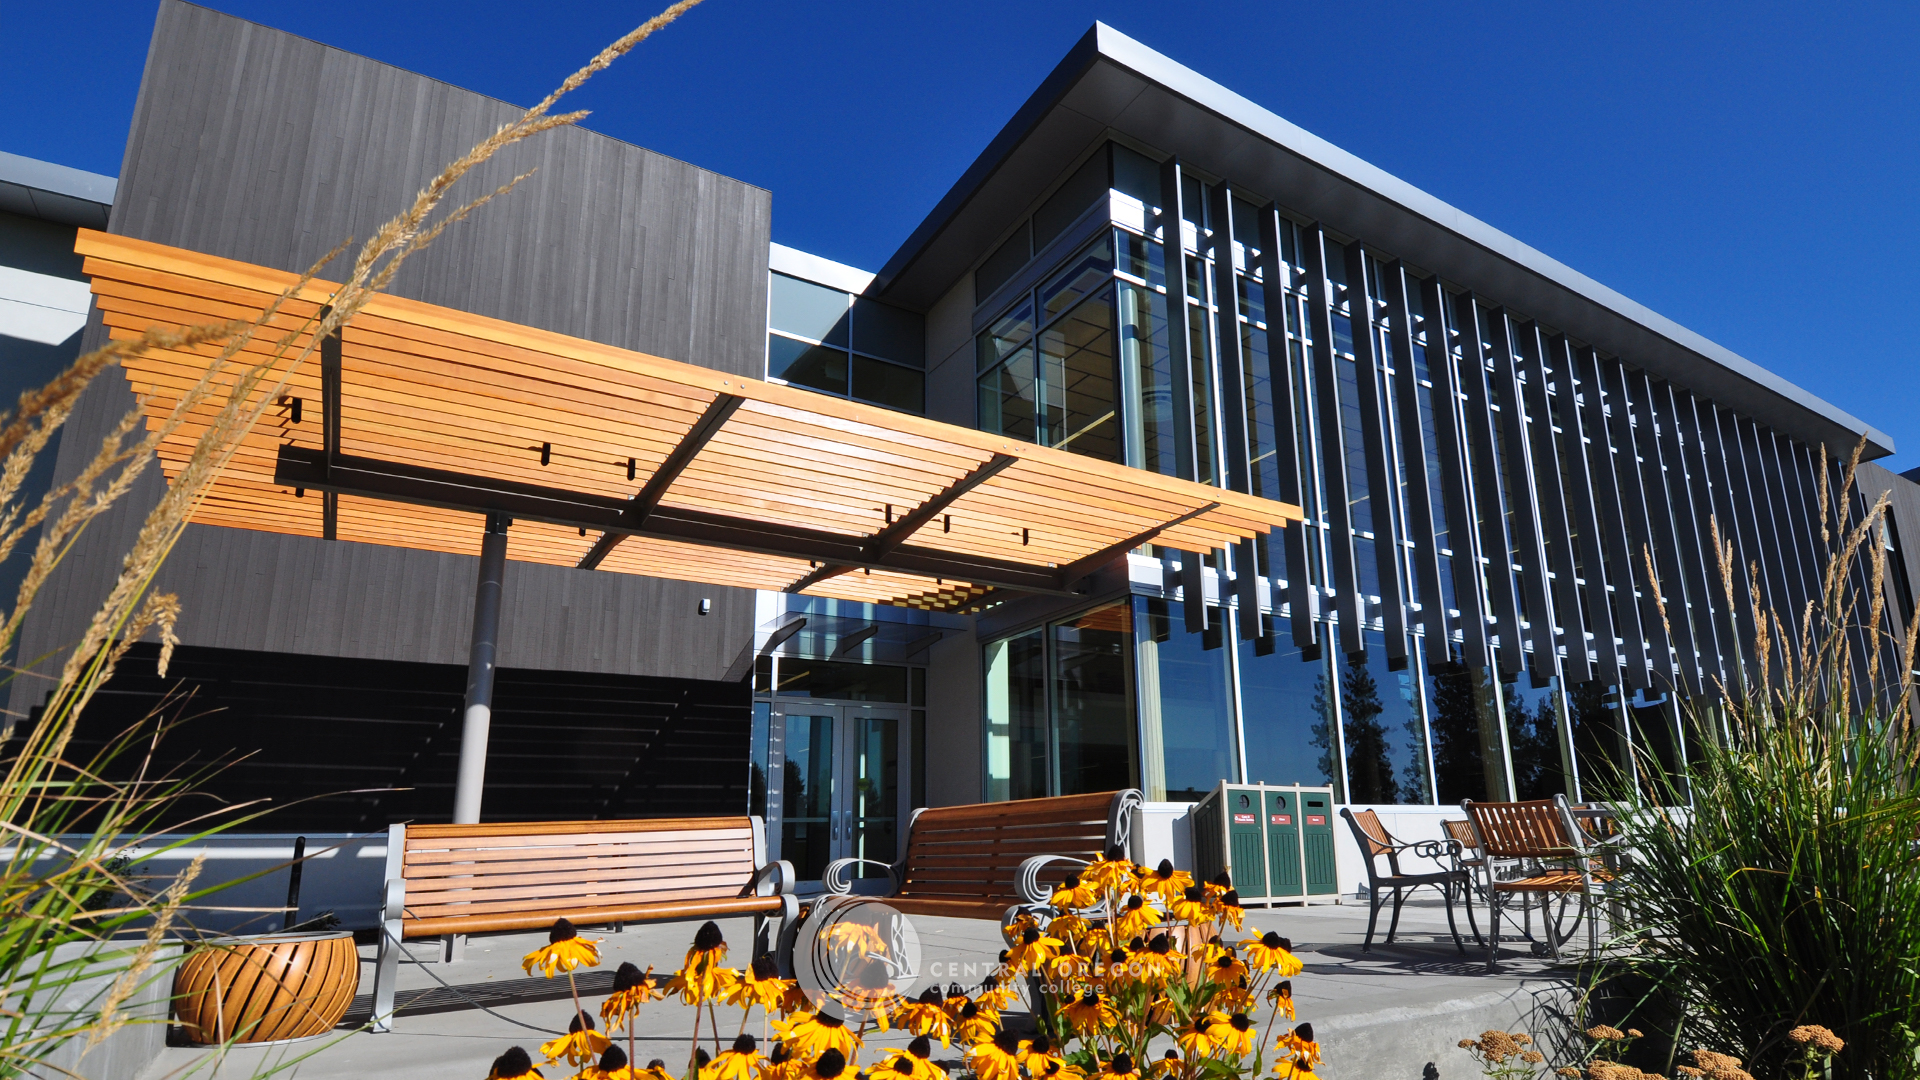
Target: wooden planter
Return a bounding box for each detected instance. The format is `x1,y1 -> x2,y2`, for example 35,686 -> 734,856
172,931 -> 360,1044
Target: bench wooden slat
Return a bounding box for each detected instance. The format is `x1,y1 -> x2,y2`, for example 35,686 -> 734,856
406,863 -> 754,896
404,830 -> 751,857
405,850 -> 757,880
404,817 -> 753,840
406,879 -> 753,919
402,895 -> 783,938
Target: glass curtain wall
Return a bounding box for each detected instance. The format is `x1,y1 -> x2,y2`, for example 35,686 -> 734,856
984,602 -> 1136,799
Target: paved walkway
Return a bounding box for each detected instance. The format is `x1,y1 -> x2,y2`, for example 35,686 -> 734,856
140,898 -> 1577,1080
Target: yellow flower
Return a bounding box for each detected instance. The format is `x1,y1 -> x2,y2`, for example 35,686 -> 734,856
703,1035 -> 764,1080
1128,933 -> 1183,984
763,1043 -> 800,1080
891,987 -> 957,1046
1207,1013 -> 1257,1058
1213,979 -> 1253,1013
1178,1013 -> 1223,1058
1048,911 -> 1092,943
1092,1052 -> 1141,1080
1243,932 -> 1303,977
1214,889 -> 1245,931
1149,1050 -> 1187,1080
1005,925 -> 1064,973
806,1048 -> 851,1080
1276,1024 -> 1321,1068
578,1045 -> 632,1080
969,1031 -> 1024,1080
1050,872 -> 1099,910
666,921 -> 735,1004
524,919 -> 603,978
776,1010 -> 861,1061
723,955 -> 798,1017
540,1013 -> 612,1068
875,1036 -> 948,1080
954,1001 -> 998,1045
1114,895 -> 1162,940
1206,951 -> 1249,986
1169,885 -> 1212,925
1019,1034 -> 1071,1078
1142,860 -> 1194,905
1266,980 -> 1295,1021
632,1060 -> 676,1080
975,976 -> 1017,1012
1081,851 -> 1135,893
1271,1064 -> 1319,1080
602,963 -> 664,1027
489,1047 -> 545,1079
1058,988 -> 1117,1034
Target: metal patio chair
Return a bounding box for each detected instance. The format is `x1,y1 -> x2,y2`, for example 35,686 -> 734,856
1460,797 -> 1613,972
1339,808 -> 1472,954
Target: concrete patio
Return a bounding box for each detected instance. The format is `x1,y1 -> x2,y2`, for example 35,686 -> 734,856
138,899 -> 1580,1080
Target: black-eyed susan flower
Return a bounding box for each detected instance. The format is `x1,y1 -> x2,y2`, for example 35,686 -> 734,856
1148,1050 -> 1186,1080
1018,1033 -> 1069,1077
968,1030 -> 1023,1080
890,987 -> 956,1045
1276,1023 -> 1320,1068
524,919 -> 603,978
1207,1013 -> 1257,1057
1191,935 -> 1232,966
541,1012 -> 613,1068
602,962 -> 663,1027
1114,895 -> 1162,941
1243,932 -> 1302,977
975,975 -> 1016,1012
489,1047 -> 544,1079
1213,977 -> 1253,1013
668,922 -> 737,1005
1142,860 -> 1194,905
1058,987 -> 1117,1034
1092,1052 -> 1139,1080
703,1034 -> 763,1080
1271,1062 -> 1319,1080
1047,910 -> 1092,944
580,1045 -> 630,1080
876,1035 -> 948,1080
1169,885 -> 1211,925
1050,872 -> 1098,910
722,954 -> 797,1018
953,1000 -> 996,1045
1130,933 -> 1183,984
805,1048 -> 848,1080
762,1044 -> 798,1080
1266,980 -> 1295,1021
1206,951 -> 1249,986
1179,1012 -> 1226,1058
1215,890 -> 1245,931
1005,925 -> 1064,973
1081,849 -> 1134,893
776,1010 -> 860,1061
633,1059 -> 675,1080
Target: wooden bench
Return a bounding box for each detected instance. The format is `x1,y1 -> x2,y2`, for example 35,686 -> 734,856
820,790 -> 1142,923
372,816 -> 793,1031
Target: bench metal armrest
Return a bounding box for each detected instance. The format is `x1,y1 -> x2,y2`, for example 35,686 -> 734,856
745,859 -> 796,898
1016,854 -> 1093,907
820,857 -> 899,896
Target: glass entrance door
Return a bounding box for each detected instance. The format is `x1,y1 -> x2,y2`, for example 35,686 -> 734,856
772,704 -> 906,886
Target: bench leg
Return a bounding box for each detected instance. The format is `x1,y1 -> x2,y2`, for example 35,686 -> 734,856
442,935 -> 464,963
770,895 -> 801,977
372,925 -> 401,1033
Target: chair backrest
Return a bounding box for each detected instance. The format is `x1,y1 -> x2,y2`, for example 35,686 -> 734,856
1441,819 -> 1481,856
1338,807 -> 1402,882
897,790 -> 1133,905
1461,800 -> 1575,859
397,816 -> 760,931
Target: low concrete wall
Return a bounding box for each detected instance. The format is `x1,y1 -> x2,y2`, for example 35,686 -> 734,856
17,939 -> 182,1080
1319,980 -> 1578,1079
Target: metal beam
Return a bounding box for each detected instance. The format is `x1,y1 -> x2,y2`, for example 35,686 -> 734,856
1422,278 -> 1488,668
579,393 -> 745,569
274,444 -> 1073,594
1258,209 -> 1318,655
1345,241 -> 1408,667
320,307 -> 341,541
1161,156 -> 1199,483
785,452 -> 1017,593
1305,225 -> 1364,656
1456,299 -> 1526,675
452,512 -> 510,824
1385,265 -> 1449,669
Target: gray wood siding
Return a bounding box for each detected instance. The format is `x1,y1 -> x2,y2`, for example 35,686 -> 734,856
9,2 -> 769,722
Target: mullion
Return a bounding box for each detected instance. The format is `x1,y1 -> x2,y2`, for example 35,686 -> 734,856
1490,314 -> 1563,681
1423,279 -> 1491,667
1622,368 -> 1694,692
1696,401 -> 1764,692
1651,381 -> 1725,694
1455,298 -> 1526,675
1587,352 -> 1657,689
1304,224 -> 1364,657
1387,265 -> 1450,668
1346,243 -> 1409,666
1159,157 -> 1199,484
1518,328 -> 1591,684
1258,210 -> 1321,656
1553,340 -> 1623,687
1740,420 -> 1807,637
1209,185 -> 1264,642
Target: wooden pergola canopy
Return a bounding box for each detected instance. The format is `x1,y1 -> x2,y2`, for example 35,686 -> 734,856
78,230 -> 1300,611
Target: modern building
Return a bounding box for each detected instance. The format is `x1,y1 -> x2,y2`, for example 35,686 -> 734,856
9,4 -> 1920,893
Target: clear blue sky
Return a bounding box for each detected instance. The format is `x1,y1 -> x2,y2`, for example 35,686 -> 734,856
5,0 -> 1916,470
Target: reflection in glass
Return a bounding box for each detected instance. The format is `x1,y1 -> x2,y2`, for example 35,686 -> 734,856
1568,680 -> 1626,800
978,346 -> 1038,445
1039,288 -> 1120,462
750,701 -> 770,819
1054,604 -> 1135,796
769,272 -> 850,344
1237,628 -> 1336,788
781,712 -> 834,881
984,630 -> 1048,801
851,297 -> 924,366
1426,659 -> 1510,803
1630,691 -> 1688,804
851,356 -> 924,414
1135,598 -> 1234,801
768,335 -> 848,395
851,715 -> 898,876
1504,673 -> 1570,801
1119,278 -> 1176,477
1038,234 -> 1113,321
1335,632 -> 1433,804
978,298 -> 1035,373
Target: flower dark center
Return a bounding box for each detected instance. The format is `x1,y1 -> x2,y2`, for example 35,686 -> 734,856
1215,955 -> 1235,969
1029,1035 -> 1052,1055
1155,859 -> 1175,880
491,1047 -> 534,1077
1183,885 -> 1206,902
893,1059 -> 915,1074
1063,873 -> 1081,888
1125,895 -> 1145,911
1022,927 -> 1041,945
613,961 -> 646,993
1148,934 -> 1172,955
1109,948 -> 1128,964
918,987 -> 944,1004
693,921 -> 725,952
818,1013 -> 845,1029
752,955 -> 778,980
568,1010 -> 595,1033
908,1036 -> 932,1059
695,1050 -> 712,1068
1230,1014 -> 1253,1032
1110,1053 -> 1134,1075
1261,932 -> 1282,949
1210,872 -> 1232,888
1079,989 -> 1099,1004
960,1003 -> 979,1019
995,1030 -> 1022,1054
815,1049 -> 846,1078
770,1044 -> 792,1064
1294,1023 -> 1314,1043
600,1046 -> 630,1073
1221,890 -> 1241,907
549,917 -> 577,943
733,1034 -> 757,1054
1276,980 -> 1292,997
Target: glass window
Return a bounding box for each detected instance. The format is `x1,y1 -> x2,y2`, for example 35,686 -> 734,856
978,344 -> 1038,445
770,658 -> 908,702
1135,597 -> 1235,801
750,700 -> 771,818
782,710 -> 834,880
852,297 -> 924,367
911,710 -> 927,810
1505,673 -> 1570,801
1034,150 -> 1110,251
1038,234 -> 1113,322
1238,629 -> 1338,788
977,298 -> 1035,373
1115,229 -> 1166,289
770,272 -> 850,345
1054,603 -> 1136,796
1119,278 -> 1177,477
1568,681 -> 1625,801
1111,143 -> 1159,207
1336,631 -> 1433,804
1425,658 -> 1511,803
852,356 -> 925,414
984,629 -> 1048,801
1038,287 -> 1120,462
768,335 -> 848,396
976,222 -> 1032,305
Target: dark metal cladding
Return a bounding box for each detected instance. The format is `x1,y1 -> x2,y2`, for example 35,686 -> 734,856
1258,209 -> 1320,656
1345,243 -> 1408,667
1304,226 -> 1364,657
1384,265 -> 1449,668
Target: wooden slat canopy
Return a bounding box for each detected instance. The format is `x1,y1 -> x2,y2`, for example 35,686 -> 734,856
78,230 -> 1300,609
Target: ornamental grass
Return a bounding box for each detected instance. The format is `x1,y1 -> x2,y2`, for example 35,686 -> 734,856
492,867 -> 1321,1080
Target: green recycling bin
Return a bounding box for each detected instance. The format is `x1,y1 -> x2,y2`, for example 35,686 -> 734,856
1264,788 -> 1302,898
1192,782 -> 1338,905
1300,790 -> 1338,896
